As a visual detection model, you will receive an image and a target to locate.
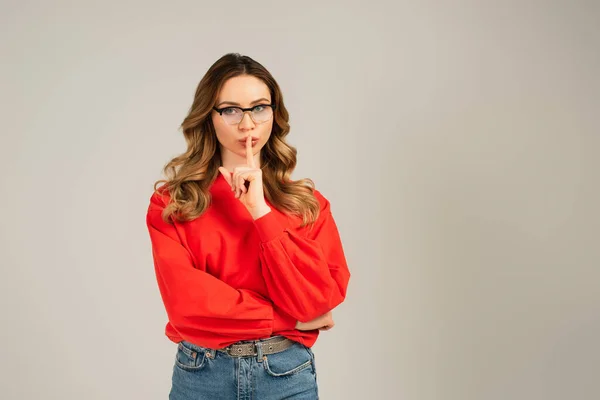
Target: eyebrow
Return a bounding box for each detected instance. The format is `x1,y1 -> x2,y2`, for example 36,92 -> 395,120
216,98 -> 271,107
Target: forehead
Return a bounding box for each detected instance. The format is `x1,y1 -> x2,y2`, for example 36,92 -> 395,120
217,75 -> 271,105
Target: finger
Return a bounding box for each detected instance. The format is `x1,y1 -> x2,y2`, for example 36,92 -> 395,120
237,174 -> 246,197
233,169 -> 240,194
240,172 -> 250,194
232,168 -> 246,196
237,173 -> 242,196
246,136 -> 255,168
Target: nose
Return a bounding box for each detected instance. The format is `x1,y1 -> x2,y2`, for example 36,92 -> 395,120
238,111 -> 255,129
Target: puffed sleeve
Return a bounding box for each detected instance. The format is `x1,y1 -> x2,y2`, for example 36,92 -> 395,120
252,189 -> 351,322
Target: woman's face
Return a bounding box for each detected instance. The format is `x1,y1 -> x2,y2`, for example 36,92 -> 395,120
212,75 -> 274,167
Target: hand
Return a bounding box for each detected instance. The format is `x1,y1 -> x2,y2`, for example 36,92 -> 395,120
295,311 -> 335,331
218,136 -> 271,220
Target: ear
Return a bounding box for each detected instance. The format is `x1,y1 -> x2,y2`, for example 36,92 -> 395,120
218,167 -> 233,187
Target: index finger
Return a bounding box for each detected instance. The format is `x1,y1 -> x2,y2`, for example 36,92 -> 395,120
246,136 -> 255,168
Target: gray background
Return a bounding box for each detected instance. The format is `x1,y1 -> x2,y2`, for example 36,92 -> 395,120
1,0 -> 599,399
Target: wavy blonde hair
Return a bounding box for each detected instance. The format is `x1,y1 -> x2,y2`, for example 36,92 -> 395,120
153,53 -> 320,228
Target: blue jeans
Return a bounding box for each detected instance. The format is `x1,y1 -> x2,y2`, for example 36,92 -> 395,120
169,336 -> 319,399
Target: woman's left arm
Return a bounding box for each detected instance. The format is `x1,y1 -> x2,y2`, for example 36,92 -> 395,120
252,190 -> 351,323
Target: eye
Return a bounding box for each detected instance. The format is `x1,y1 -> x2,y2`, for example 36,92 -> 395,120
253,105 -> 267,112
223,107 -> 240,115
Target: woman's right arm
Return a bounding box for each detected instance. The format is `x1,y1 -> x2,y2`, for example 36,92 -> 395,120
146,201 -> 297,343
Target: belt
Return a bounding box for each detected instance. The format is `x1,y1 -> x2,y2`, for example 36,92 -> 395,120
219,336 -> 294,357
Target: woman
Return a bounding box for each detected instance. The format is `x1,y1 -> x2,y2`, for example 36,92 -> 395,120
146,53 -> 351,399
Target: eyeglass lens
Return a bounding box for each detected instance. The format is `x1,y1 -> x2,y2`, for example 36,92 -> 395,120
221,105 -> 273,124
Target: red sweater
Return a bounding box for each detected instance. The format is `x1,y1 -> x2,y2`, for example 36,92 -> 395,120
145,173 -> 351,349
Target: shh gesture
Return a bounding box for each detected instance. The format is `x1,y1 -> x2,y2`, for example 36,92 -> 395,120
218,136 -> 271,220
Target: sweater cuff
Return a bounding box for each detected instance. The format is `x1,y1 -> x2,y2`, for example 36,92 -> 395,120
272,306 -> 297,333
253,210 -> 286,243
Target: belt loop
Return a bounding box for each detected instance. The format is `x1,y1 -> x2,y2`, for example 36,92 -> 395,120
208,348 -> 217,359
256,341 -> 264,362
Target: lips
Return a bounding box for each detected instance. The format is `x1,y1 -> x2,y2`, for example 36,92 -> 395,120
238,137 -> 259,143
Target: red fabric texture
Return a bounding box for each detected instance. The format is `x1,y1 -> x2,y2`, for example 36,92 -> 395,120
146,173 -> 351,349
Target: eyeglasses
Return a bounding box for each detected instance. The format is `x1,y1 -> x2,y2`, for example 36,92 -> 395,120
212,104 -> 276,125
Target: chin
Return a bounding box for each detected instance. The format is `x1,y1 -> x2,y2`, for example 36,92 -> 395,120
235,139 -> 262,151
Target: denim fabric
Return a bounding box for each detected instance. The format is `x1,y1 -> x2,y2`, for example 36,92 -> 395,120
169,336 -> 319,400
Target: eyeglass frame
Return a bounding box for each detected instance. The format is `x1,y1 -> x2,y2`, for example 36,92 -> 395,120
212,103 -> 277,125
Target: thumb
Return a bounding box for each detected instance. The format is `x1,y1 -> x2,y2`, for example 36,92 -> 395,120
218,167 -> 232,187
